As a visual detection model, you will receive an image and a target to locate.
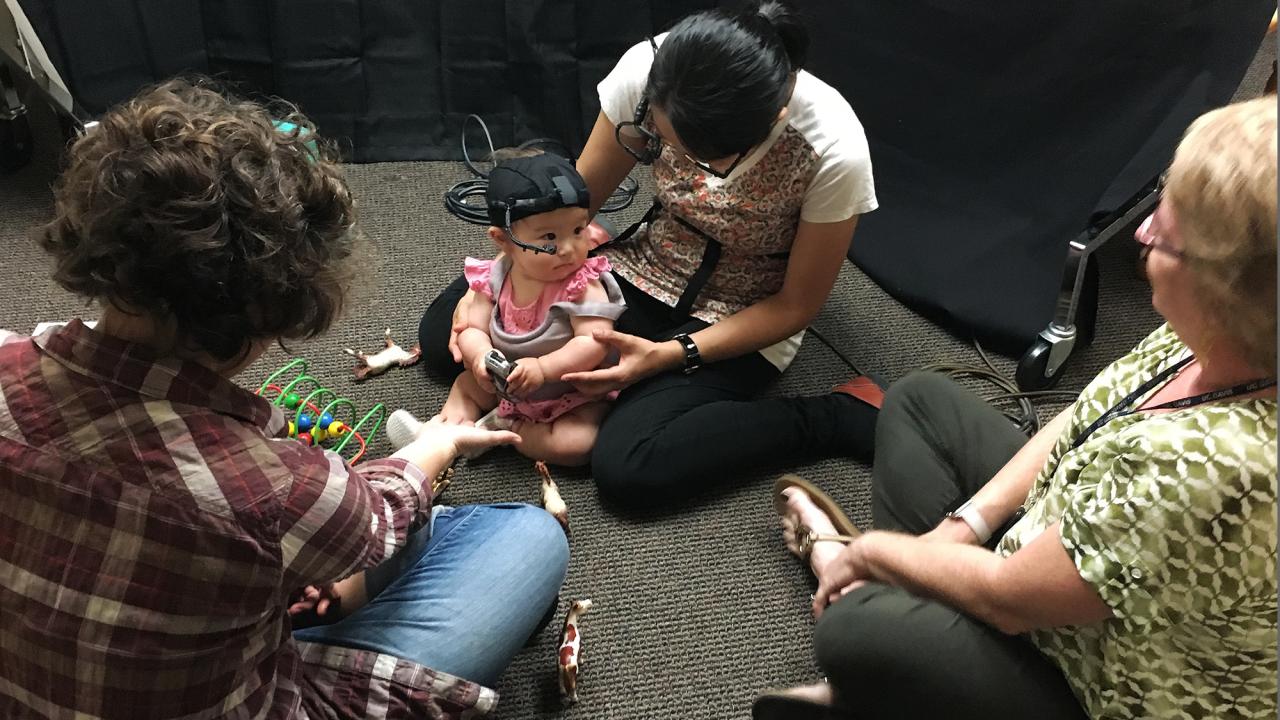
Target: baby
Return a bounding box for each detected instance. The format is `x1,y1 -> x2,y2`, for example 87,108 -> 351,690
390,152 -> 626,465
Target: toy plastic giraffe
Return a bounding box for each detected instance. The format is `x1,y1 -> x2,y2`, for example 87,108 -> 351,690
343,328 -> 421,381
558,599 -> 593,702
536,461 -> 569,535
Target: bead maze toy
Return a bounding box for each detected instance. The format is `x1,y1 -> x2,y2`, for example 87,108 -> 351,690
256,358 -> 386,464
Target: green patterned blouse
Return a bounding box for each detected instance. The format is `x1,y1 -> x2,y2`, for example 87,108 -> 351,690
998,324 -> 1277,720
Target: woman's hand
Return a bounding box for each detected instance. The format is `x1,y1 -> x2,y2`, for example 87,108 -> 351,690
561,329 -> 682,396
506,358 -> 546,398
812,533 -> 885,618
288,583 -> 340,618
415,414 -> 522,457
448,291 -> 476,364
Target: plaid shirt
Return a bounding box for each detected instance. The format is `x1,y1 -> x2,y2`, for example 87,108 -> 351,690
0,321 -> 497,719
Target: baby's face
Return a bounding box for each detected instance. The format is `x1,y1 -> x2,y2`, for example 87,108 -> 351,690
507,207 -> 592,283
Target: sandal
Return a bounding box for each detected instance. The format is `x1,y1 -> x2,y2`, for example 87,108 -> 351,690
773,474 -> 862,559
831,372 -> 887,410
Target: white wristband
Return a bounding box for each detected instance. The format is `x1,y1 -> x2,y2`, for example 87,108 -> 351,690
948,499 -> 993,544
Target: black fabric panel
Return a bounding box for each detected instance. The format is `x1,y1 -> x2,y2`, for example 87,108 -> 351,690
356,2 -> 441,159
14,0 -> 715,160
201,1 -> 274,96
19,0 -> 209,111
799,0 -> 1274,350
269,0 -> 363,153
13,0 -> 1270,346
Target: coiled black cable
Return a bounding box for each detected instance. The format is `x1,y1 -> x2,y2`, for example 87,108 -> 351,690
807,325 -> 1077,435
443,114 -> 639,226
917,340 -> 1077,435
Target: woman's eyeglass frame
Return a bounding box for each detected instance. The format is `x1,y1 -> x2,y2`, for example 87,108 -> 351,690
1135,172 -> 1189,261
611,36 -> 751,180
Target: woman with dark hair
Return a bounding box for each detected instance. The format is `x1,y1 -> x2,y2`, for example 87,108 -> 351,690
0,79 -> 568,719
420,0 -> 881,507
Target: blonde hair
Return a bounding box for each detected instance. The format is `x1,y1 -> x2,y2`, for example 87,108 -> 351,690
1164,96 -> 1278,372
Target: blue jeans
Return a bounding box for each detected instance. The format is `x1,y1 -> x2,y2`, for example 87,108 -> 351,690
293,503 -> 569,686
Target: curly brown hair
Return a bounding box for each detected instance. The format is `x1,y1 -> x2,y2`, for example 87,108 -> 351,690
40,78 -> 359,361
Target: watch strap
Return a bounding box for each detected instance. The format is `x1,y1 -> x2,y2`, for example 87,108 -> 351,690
949,500 -> 993,544
672,333 -> 702,374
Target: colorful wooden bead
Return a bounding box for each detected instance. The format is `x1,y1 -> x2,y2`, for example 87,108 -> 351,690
328,421 -> 346,437
297,414 -> 313,432
298,432 -> 313,446
287,420 -> 296,437
283,393 -> 301,409
319,413 -> 334,428
312,426 -> 327,443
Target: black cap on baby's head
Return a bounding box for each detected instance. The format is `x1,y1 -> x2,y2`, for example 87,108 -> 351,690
486,153 -> 591,228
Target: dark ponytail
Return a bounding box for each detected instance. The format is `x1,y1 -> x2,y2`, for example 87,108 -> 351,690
754,1 -> 808,69
647,1 -> 808,162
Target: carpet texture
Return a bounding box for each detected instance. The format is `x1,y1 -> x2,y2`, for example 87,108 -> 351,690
0,40 -> 1271,718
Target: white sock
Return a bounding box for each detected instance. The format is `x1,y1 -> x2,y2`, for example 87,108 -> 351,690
385,409 -> 424,451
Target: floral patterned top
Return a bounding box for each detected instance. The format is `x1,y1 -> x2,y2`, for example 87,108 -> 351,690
597,35 -> 878,370
998,324 -> 1277,720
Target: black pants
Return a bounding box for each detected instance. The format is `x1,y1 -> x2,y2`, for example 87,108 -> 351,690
811,372 -> 1086,720
418,275 -> 877,509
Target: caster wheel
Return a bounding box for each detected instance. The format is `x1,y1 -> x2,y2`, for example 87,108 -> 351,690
0,110 -> 33,172
1016,338 -> 1062,391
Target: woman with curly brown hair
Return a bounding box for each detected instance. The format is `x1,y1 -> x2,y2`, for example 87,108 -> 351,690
0,79 -> 568,719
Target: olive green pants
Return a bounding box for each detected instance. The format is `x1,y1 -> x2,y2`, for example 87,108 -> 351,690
813,372 -> 1087,720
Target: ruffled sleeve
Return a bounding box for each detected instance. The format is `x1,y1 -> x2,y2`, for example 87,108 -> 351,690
559,256 -> 613,303
463,257 -> 496,300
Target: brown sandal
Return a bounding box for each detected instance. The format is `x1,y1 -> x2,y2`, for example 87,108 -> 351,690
772,474 -> 862,559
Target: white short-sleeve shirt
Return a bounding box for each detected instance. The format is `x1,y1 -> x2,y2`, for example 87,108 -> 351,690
597,35 -> 877,370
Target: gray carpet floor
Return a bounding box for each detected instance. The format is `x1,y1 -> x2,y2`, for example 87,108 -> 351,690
0,42 -> 1271,718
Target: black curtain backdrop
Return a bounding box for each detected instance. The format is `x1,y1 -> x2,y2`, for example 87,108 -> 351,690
16,0 -> 1273,349
16,0 -> 716,160
801,1 -> 1273,350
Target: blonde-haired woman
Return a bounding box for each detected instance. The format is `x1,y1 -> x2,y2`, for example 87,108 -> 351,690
761,96 -> 1277,720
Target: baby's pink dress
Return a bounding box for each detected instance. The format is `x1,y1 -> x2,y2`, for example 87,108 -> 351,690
464,255 -> 627,423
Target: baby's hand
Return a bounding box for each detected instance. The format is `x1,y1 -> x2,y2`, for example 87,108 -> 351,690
505,358 -> 546,398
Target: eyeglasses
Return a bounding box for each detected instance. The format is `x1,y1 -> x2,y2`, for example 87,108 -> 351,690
614,101 -> 748,178
614,95 -> 664,165
1134,221 -> 1187,261
1135,171 -> 1188,260
612,36 -> 751,179
614,37 -> 664,165
688,151 -> 747,180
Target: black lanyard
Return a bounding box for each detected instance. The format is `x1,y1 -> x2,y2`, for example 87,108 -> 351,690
1070,355 -> 1277,450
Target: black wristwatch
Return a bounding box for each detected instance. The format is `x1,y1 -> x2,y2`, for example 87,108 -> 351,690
672,333 -> 703,375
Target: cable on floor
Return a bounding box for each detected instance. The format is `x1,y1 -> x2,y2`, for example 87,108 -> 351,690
810,326 -> 1077,435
